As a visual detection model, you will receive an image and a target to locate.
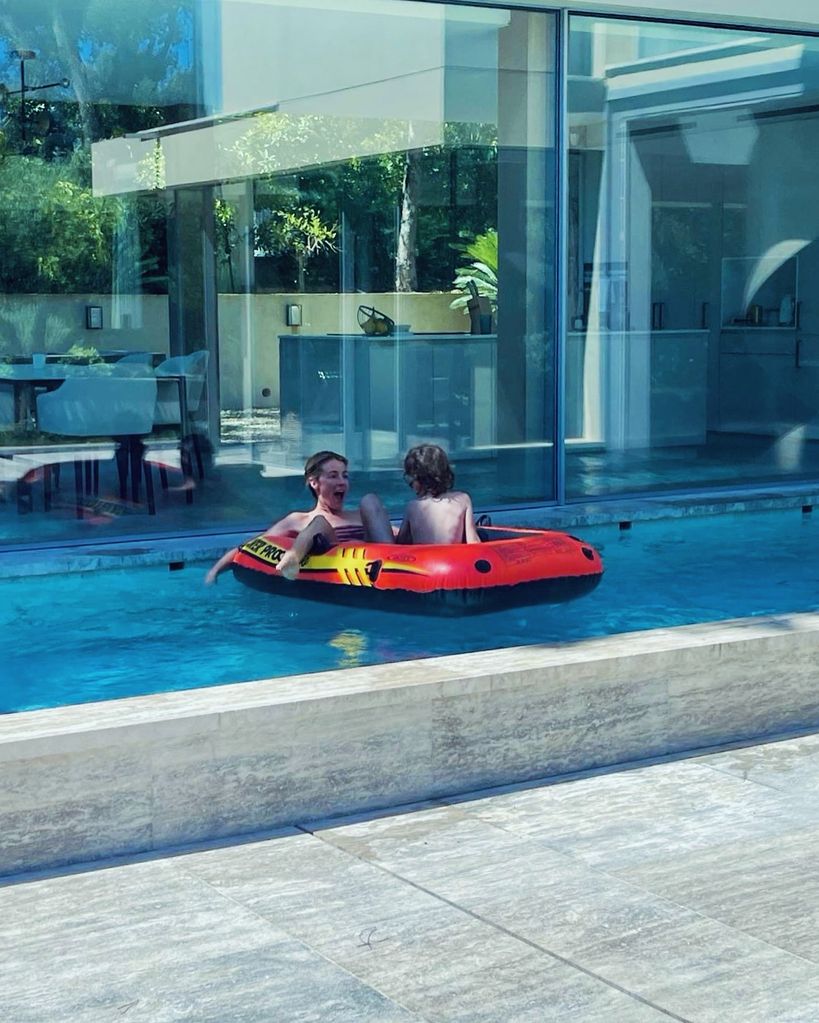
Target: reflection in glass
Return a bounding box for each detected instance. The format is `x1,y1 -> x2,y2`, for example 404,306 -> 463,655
0,1 -> 556,547
567,17 -> 819,497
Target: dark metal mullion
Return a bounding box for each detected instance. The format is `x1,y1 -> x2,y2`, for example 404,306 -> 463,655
553,8 -> 570,507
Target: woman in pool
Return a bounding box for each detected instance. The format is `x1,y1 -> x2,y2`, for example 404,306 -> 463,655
204,450 -> 392,584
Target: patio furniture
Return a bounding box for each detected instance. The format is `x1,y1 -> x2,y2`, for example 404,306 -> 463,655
114,351 -> 157,371
154,349 -> 209,482
36,373 -> 158,518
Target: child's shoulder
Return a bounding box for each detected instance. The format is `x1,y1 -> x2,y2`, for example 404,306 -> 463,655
409,489 -> 470,505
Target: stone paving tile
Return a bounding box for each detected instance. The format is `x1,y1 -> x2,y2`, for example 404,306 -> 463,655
316,761 -> 819,1023
8,736 -> 819,1022
444,757 -> 819,871
375,950 -> 673,1023
317,796 -> 819,1023
560,912 -> 819,1023
312,803 -> 533,884
177,829 -> 446,943
0,855 -> 422,1023
701,731 -> 819,793
179,829 -> 669,1022
613,824 -> 819,963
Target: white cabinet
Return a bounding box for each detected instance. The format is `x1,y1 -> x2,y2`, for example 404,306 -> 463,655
650,330 -> 709,445
717,329 -> 819,436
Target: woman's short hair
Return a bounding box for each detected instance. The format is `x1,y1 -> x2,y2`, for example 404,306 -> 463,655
404,444 -> 454,498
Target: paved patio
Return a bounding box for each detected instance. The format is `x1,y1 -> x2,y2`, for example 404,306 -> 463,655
4,730 -> 819,1021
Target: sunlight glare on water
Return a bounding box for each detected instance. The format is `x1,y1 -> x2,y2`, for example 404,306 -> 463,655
3,508 -> 819,712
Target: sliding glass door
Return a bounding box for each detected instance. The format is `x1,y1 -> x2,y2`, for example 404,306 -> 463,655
566,15 -> 819,497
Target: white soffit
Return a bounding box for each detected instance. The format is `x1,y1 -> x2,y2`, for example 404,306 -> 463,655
91,3 -> 514,196
90,113 -> 444,197
219,0 -> 508,22
606,43 -> 805,99
448,0 -> 819,32
573,0 -> 819,30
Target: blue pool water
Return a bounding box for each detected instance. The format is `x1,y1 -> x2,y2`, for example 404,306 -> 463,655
3,508 -> 819,713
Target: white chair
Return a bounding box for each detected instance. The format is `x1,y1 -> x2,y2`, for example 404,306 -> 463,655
154,349 -> 208,422
154,350 -> 209,481
36,373 -> 158,517
114,351 -> 155,373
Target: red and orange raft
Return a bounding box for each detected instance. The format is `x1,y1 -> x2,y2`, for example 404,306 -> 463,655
232,525 -> 603,616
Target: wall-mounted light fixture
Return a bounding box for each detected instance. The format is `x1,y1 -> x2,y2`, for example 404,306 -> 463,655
85,305 -> 103,330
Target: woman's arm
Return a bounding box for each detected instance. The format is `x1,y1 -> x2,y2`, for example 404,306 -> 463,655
204,546 -> 239,585
277,515 -> 335,580
205,510 -> 308,585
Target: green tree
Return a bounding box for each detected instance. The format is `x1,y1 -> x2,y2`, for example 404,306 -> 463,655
0,0 -> 194,294
224,112 -> 498,296
255,205 -> 338,293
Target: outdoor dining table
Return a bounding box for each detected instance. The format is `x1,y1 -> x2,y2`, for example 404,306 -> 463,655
1,362 -> 190,516
3,363 -> 82,427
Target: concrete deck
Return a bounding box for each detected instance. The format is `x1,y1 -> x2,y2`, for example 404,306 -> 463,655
4,730 -> 819,1022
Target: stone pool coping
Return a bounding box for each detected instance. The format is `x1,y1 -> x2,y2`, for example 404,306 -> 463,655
3,609 -> 819,877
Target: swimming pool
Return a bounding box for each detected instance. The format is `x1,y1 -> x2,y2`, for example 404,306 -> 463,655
3,507 -> 819,713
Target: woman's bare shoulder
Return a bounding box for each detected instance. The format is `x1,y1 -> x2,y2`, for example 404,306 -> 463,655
267,509 -> 311,534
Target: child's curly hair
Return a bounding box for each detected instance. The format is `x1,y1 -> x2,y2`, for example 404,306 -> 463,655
403,444 -> 454,498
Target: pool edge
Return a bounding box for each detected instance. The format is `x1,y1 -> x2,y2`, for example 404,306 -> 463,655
3,611 -> 819,878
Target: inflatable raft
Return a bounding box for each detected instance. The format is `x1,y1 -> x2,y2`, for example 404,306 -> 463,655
231,524 -> 603,616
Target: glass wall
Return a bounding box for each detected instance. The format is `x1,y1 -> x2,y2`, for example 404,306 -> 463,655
567,16 -> 819,497
0,0 -> 556,546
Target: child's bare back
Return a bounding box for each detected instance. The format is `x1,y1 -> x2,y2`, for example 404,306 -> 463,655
399,491 -> 477,544
398,445 -> 480,545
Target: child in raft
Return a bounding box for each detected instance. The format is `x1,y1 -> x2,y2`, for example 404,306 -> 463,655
205,445 -> 477,586
394,443 -> 480,545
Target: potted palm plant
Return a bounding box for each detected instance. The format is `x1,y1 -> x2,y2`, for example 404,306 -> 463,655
450,229 -> 498,323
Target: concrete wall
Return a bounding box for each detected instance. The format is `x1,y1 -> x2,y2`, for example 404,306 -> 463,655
0,294 -> 170,359
0,291 -> 464,412
3,611 -> 819,878
218,291 -> 466,409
